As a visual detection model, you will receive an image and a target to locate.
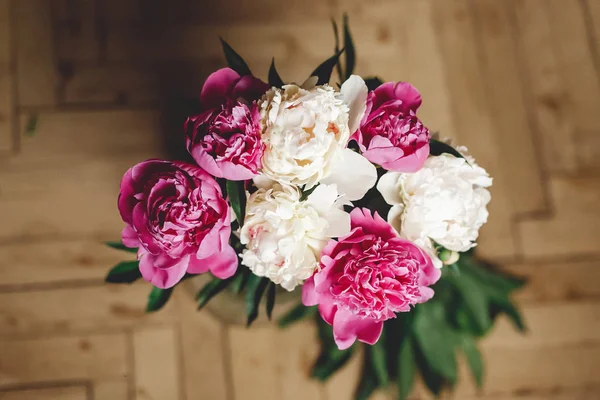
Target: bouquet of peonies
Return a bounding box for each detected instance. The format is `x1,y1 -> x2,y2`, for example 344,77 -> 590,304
106,17 -> 525,400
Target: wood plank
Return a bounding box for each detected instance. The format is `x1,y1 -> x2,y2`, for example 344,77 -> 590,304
93,380 -> 129,400
504,259 -> 600,303
470,0 -> 547,215
511,0 -> 578,172
431,0 -> 516,259
0,240 -> 127,285
462,387 -> 600,400
13,0 -> 57,107
0,282 -> 176,337
229,320 -> 324,400
0,333 -> 128,385
0,386 -> 87,400
0,0 -> 13,152
518,176 -> 600,257
545,0 -> 600,169
54,0 -> 102,63
132,327 -> 180,400
588,0 -> 600,61
175,290 -> 229,400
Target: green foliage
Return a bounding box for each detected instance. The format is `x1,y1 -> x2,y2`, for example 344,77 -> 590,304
461,334 -> 484,387
429,139 -> 467,160
342,13 -> 356,80
219,38 -> 252,76
397,337 -> 415,400
196,278 -> 233,310
105,261 -> 141,284
265,282 -> 276,320
245,275 -> 270,327
146,286 -> 173,312
226,180 -> 246,225
310,48 -> 345,86
364,77 -> 383,91
268,58 -> 284,87
24,114 -> 39,137
278,303 -> 317,328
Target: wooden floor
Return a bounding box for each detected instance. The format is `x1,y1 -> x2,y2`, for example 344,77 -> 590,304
1,0 -> 600,399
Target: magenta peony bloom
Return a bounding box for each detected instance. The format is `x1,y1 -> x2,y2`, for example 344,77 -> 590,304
118,159 -> 238,288
185,68 -> 269,180
352,82 -> 430,172
302,208 -> 440,349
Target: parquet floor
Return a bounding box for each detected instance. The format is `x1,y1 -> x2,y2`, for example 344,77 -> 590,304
0,1 -> 599,399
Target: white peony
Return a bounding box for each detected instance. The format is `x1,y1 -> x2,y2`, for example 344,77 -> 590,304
240,182 -> 350,291
259,75 -> 376,201
377,150 -> 492,268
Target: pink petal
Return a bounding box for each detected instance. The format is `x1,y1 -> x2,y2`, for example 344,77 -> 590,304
121,225 -> 139,248
139,253 -> 189,289
218,160 -> 257,181
318,302 -> 337,326
189,147 -> 224,178
381,143 -> 430,173
302,276 -> 319,306
200,68 -> 240,109
203,245 -> 239,279
332,307 -> 383,350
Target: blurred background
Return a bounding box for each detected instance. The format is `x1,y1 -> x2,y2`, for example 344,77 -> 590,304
1,0 -> 599,399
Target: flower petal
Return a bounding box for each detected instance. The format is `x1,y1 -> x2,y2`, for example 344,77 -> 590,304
302,276 -> 319,306
321,148 -> 377,201
200,68 -> 240,108
139,252 -> 189,289
377,171 -> 403,206
324,208 -> 351,238
191,244 -> 238,279
332,307 -> 383,350
340,75 -> 368,134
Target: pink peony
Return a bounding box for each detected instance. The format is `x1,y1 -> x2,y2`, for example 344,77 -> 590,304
302,208 -> 440,349
118,159 -> 238,288
352,82 -> 430,172
185,68 -> 269,180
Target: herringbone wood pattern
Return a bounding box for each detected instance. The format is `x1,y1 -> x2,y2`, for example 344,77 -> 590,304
1,0 -> 599,399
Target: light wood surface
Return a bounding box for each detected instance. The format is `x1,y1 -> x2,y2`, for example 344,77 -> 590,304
1,0 -> 599,399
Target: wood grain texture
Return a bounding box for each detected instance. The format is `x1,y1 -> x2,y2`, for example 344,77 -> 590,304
1,0 -> 600,399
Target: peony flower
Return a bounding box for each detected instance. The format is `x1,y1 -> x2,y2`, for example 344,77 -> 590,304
240,182 -> 351,291
259,75 -> 376,201
352,81 -> 430,172
377,149 -> 492,268
185,68 -> 269,180
118,159 -> 238,288
302,208 -> 439,349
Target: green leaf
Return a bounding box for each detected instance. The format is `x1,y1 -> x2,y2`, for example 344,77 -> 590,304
370,339 -> 389,386
105,241 -> 138,253
24,114 -> 39,137
312,345 -> 354,381
364,77 -> 383,91
219,38 -> 252,76
105,261 -> 141,284
397,337 -> 416,400
146,286 -> 173,313
461,257 -> 525,294
265,282 -> 276,320
343,13 -> 356,80
245,275 -> 269,327
414,343 -> 444,396
226,180 -> 246,225
491,298 -> 526,332
413,302 -> 458,383
268,58 -> 284,87
231,269 -> 250,294
196,278 -> 232,310
455,303 -> 487,337
448,273 -> 491,332
429,139 -> 466,161
278,303 -> 317,328
354,356 -> 378,400
310,48 -> 345,86
331,18 -> 343,83
460,335 -> 484,388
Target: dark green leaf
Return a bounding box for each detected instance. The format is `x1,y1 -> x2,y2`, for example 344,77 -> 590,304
24,114 -> 39,137
460,335 -> 484,388
312,345 -> 354,381
354,356 -> 378,400
105,241 -> 138,253
413,302 -> 457,383
245,275 -> 269,327
146,286 -> 173,313
278,303 -> 317,328
414,342 -> 444,396
226,180 -> 246,225
461,257 -> 525,294
331,18 -> 343,83
231,269 -> 250,294
448,273 -> 491,332
265,282 -> 276,320
364,77 -> 383,91
196,278 -> 232,310
105,261 -> 141,284
310,48 -> 345,86
397,337 -> 416,400
219,37 -> 252,76
429,139 -> 466,161
343,13 -> 355,80
268,58 -> 284,87
370,339 -> 389,386
455,304 -> 488,337
491,298 -> 526,332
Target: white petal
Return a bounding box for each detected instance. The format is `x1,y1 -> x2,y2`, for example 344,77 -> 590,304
305,184 -> 339,214
340,75 -> 368,134
324,208 -> 351,238
301,76 -> 318,90
387,204 -> 404,235
376,171 -> 403,205
321,148 -> 377,201
253,174 -> 277,190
